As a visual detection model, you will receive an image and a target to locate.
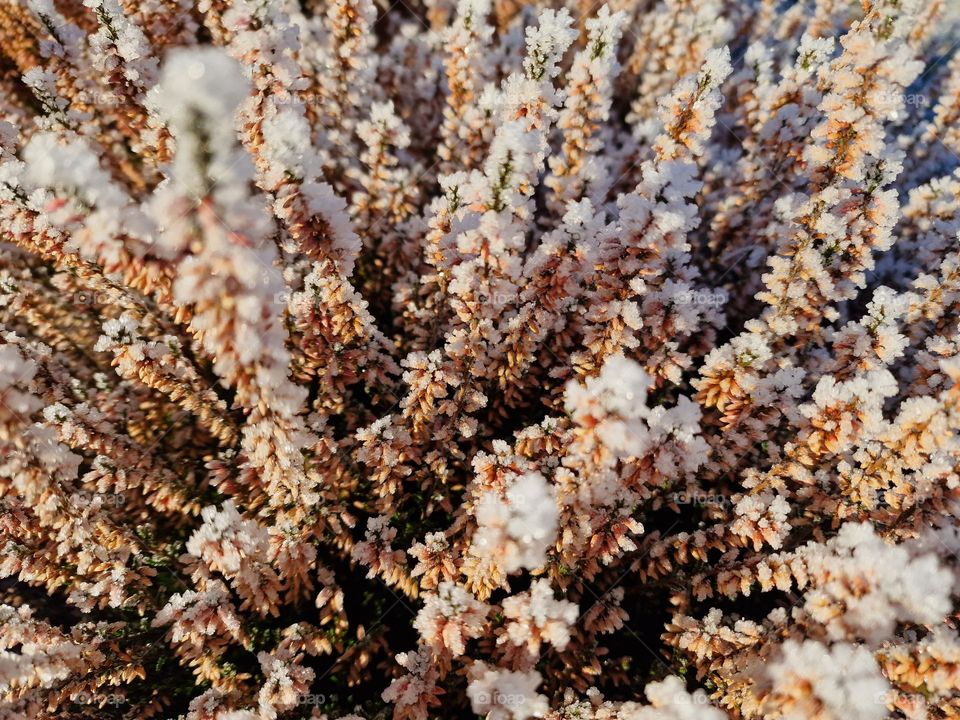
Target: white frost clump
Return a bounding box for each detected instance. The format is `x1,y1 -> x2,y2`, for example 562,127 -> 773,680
186,501 -> 271,576
567,353 -> 651,422
764,640 -> 889,720
0,343 -> 40,417
565,354 -> 709,477
565,353 -> 652,461
731,492 -> 792,550
619,676 -> 726,720
83,0 -> 158,90
472,472 -> 558,573
803,369 -> 899,437
22,133 -> 154,255
260,109 -> 324,187
414,581 -> 489,656
151,581 -> 242,638
261,107 -> 361,273
500,578 -> 579,654
467,664 -> 549,720
522,8 -> 577,81
802,522 -> 953,644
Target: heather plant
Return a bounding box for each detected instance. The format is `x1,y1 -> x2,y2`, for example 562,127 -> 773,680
0,1 -> 959,719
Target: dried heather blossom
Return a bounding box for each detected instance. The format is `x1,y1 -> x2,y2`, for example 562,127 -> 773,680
414,581 -> 489,657
1,1 -> 960,719
499,579 -> 578,659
